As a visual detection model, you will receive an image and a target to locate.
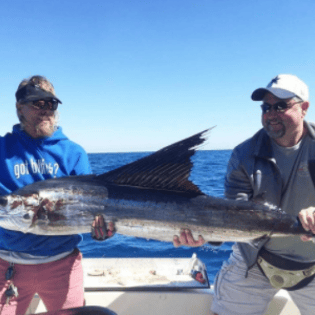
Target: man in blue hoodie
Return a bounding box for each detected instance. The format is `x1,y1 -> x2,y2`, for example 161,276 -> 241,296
0,75 -> 114,314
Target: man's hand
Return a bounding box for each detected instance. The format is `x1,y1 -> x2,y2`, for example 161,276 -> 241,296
298,207 -> 315,242
91,215 -> 115,241
173,229 -> 205,247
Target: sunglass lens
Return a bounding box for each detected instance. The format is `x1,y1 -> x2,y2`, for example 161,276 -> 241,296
261,104 -> 270,113
275,101 -> 288,111
50,100 -> 58,110
261,102 -> 288,114
32,100 -> 58,110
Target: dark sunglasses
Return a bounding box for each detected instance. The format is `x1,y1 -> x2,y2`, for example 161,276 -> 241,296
28,99 -> 59,111
261,101 -> 303,114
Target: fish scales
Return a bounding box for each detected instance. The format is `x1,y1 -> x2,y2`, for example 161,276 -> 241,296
0,127 -> 311,243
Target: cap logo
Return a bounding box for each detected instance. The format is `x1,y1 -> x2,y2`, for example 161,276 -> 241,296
270,76 -> 279,85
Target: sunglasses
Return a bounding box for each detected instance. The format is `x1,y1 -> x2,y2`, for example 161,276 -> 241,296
27,99 -> 59,111
261,101 -> 303,114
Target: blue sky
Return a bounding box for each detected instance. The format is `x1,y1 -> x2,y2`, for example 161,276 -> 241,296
1,0 -> 315,152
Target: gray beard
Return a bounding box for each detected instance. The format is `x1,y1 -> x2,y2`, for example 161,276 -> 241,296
18,110 -> 59,138
264,121 -> 286,139
21,121 -> 56,137
34,124 -> 55,137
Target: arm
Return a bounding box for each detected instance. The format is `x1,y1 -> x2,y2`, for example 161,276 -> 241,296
173,229 -> 205,247
173,147 -> 254,248
73,149 -> 115,241
224,148 -> 254,201
228,142 -> 315,242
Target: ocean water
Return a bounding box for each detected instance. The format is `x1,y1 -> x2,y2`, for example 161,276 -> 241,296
79,150 -> 233,284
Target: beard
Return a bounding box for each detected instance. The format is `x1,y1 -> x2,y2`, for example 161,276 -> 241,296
19,111 -> 59,138
263,119 -> 286,139
33,120 -> 56,137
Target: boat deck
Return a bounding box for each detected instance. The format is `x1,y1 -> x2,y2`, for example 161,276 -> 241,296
25,256 -> 301,315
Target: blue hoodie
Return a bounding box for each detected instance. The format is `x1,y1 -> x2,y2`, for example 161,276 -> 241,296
0,124 -> 91,256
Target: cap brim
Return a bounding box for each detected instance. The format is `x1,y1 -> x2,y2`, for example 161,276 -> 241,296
26,95 -> 62,104
16,85 -> 62,104
251,88 -> 295,101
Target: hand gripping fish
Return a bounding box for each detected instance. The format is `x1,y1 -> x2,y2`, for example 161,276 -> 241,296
0,128 -> 311,243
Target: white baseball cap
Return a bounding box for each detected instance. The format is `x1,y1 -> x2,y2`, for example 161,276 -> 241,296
251,74 -> 309,102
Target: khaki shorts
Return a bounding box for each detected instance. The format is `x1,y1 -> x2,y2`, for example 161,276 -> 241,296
211,244 -> 315,315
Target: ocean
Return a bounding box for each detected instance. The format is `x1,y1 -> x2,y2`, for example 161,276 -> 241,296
79,150 -> 234,284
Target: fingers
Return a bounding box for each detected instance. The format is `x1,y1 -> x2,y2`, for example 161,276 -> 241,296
300,235 -> 312,242
180,229 -> 190,245
173,235 -> 181,248
92,215 -> 105,239
91,215 -> 115,241
184,229 -> 205,246
298,207 -> 315,234
106,221 -> 115,237
172,229 -> 205,247
197,235 -> 206,246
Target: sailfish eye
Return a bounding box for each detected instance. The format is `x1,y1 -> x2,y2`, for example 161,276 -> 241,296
23,213 -> 31,220
22,211 -> 34,221
0,197 -> 8,207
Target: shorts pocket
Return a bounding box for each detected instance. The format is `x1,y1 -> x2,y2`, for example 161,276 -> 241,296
214,258 -> 247,300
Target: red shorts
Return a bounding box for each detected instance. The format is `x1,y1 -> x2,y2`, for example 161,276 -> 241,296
0,249 -> 84,315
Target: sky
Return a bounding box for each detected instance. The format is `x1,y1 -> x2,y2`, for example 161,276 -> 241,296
1,0 -> 315,153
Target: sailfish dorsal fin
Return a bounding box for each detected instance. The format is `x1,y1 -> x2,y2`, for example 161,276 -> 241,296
96,128 -> 214,196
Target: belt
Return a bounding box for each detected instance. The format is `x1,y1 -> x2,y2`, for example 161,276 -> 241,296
257,248 -> 315,291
